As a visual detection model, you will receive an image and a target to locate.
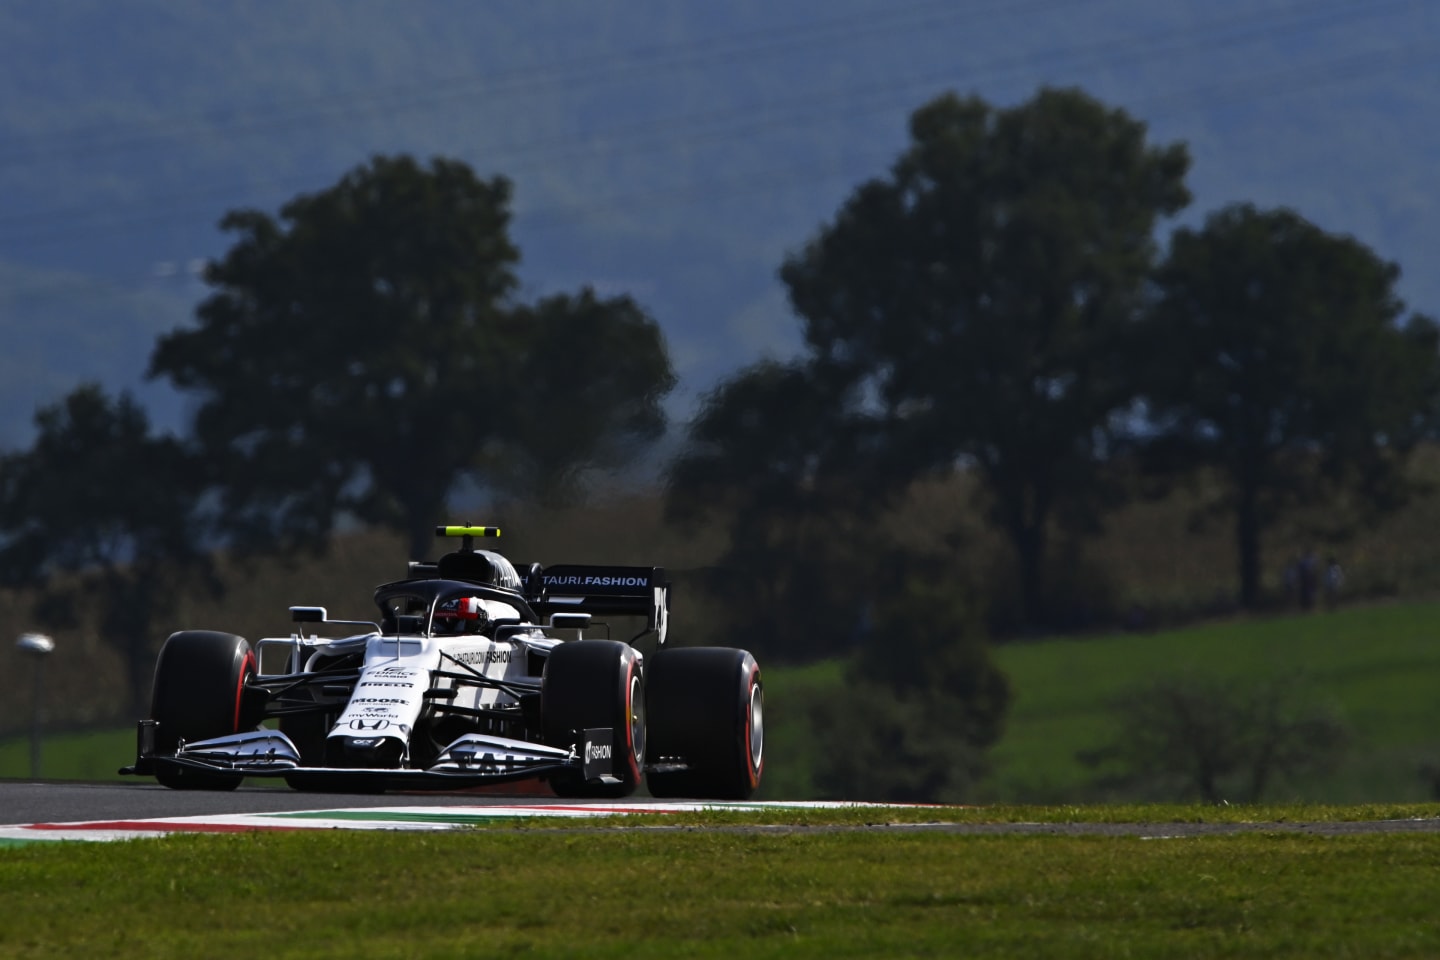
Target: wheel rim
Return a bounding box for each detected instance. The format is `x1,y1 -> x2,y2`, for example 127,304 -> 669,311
748,680 -> 764,772
629,671 -> 645,765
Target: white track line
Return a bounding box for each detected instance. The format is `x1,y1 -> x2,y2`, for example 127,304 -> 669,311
0,800 -> 928,844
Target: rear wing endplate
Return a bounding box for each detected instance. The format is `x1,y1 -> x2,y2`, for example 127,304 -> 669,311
523,565 -> 669,646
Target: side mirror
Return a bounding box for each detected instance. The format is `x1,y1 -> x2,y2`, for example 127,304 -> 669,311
548,613 -> 592,631
290,606 -> 328,624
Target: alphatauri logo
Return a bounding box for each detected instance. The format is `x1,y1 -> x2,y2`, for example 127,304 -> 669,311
544,575 -> 647,588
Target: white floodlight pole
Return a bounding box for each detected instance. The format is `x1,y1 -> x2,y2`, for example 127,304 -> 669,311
16,633 -> 55,780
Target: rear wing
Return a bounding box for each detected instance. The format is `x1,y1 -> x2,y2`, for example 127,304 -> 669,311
523,564 -> 670,647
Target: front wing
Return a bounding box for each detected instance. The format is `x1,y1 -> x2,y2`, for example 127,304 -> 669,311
121,724 -> 620,791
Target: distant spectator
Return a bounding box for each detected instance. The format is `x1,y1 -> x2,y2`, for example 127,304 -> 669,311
1324,557 -> 1345,609
1299,548 -> 1319,610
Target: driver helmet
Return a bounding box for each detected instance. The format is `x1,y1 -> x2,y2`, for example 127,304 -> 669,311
433,596 -> 489,634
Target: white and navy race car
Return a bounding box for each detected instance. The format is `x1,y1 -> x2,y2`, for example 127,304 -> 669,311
123,526 -> 764,799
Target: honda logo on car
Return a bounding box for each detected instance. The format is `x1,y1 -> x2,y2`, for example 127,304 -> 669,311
544,575 -> 647,587
586,740 -> 611,762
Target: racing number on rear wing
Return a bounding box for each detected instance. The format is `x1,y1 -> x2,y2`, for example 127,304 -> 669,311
525,565 -> 669,645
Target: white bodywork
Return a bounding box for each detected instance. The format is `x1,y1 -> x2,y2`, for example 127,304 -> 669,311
252,596 -> 561,767
132,542 -> 672,790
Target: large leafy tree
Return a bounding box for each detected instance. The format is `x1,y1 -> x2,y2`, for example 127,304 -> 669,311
1142,203 -> 1440,607
673,88 -> 1191,630
0,386 -> 215,715
498,291 -> 681,503
150,155 -> 675,559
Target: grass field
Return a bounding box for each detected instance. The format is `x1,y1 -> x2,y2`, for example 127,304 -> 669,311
0,727 -> 132,782
743,600 -> 1440,804
983,600 -> 1440,803
753,600 -> 1440,804
3,812 -> 1440,959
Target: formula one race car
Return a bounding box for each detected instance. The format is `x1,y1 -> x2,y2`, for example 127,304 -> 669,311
122,526 -> 763,799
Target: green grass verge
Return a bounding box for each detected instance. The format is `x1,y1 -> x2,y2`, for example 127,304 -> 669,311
0,726 -> 133,781
985,600 -> 1440,803
613,801 -> 1440,828
3,816 -> 1440,959
754,599 -> 1440,803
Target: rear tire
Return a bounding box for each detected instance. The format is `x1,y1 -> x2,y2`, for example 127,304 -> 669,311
149,630 -> 255,791
541,640 -> 644,798
646,647 -> 763,800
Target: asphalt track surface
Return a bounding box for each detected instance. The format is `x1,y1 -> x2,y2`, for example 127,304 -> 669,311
6,780 -> 1440,836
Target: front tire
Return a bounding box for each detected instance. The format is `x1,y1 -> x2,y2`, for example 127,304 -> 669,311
541,640 -> 645,798
646,647 -> 763,800
148,630 -> 254,791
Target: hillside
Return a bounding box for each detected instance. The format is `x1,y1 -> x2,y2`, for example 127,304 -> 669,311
985,602 -> 1440,803
0,0 -> 1436,445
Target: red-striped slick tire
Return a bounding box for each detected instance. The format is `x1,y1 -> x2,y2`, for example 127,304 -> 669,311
148,630 -> 254,791
541,639 -> 645,798
646,647 -> 764,800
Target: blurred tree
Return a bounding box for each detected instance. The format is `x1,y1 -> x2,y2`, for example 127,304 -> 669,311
498,291 -> 677,505
667,361 -> 877,659
1143,204 -> 1440,607
0,385 -> 216,716
671,87 -> 1190,630
806,557 -> 1011,802
150,155 -> 674,560
1079,672 -> 1349,803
